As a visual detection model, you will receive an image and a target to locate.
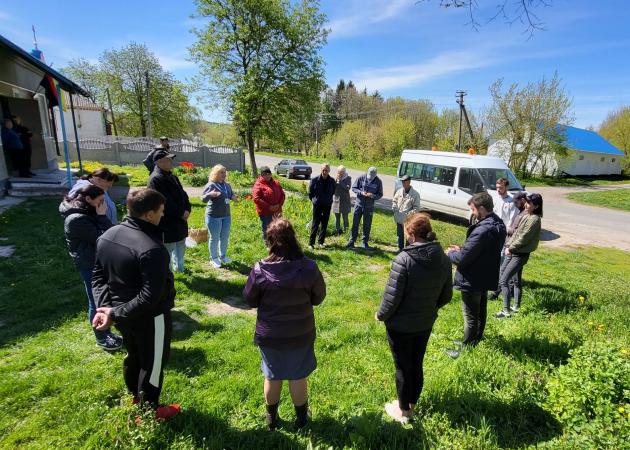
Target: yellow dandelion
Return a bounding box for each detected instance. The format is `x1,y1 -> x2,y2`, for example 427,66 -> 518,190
623,350 -> 628,354
620,408 -> 626,413
579,296 -> 584,300
589,322 -> 594,325
617,414 -> 621,418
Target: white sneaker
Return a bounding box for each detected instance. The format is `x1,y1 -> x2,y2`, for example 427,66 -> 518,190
385,402 -> 409,424
220,256 -> 232,264
210,258 -> 222,268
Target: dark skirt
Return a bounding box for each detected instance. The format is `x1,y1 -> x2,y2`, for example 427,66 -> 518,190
259,342 -> 317,380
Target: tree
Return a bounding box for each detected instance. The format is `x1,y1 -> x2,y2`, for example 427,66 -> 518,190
189,0 -> 329,177
599,106 -> 630,173
421,0 -> 559,37
63,43 -> 198,138
486,72 -> 575,177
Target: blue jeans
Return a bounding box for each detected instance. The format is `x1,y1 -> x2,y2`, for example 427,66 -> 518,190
79,269 -> 111,343
164,239 -> 186,272
205,215 -> 232,259
349,206 -> 374,245
260,215 -> 273,243
334,212 -> 349,232
397,223 -> 406,250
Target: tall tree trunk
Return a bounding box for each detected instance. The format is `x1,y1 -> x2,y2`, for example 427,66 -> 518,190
247,131 -> 258,177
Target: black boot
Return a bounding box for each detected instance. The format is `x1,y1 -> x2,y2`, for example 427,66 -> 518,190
266,402 -> 280,430
293,400 -> 311,430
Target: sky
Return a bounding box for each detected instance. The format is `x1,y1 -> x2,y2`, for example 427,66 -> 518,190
1,0 -> 629,129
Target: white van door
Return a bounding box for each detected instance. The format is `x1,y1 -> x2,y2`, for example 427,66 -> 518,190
453,166 -> 485,220
419,162 -> 456,214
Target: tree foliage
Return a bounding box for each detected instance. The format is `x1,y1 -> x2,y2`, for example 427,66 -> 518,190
486,72 -> 574,177
189,0 -> 329,176
599,106 -> 630,173
62,43 -> 199,138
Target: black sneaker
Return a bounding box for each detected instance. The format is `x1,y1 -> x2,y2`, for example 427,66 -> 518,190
488,291 -> 500,300
493,309 -> 511,319
96,335 -> 122,352
110,333 -> 123,345
445,349 -> 461,360
453,340 -> 463,348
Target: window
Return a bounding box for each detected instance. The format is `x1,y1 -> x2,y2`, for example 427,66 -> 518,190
601,157 -> 605,162
399,161 -> 424,179
477,168 -> 523,190
422,164 -> 456,186
292,159 -> 308,165
578,155 -> 585,161
280,160 -> 287,165
458,168 -> 485,194
613,158 -> 616,163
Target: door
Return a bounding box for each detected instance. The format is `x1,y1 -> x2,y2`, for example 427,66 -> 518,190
453,166 -> 485,220
277,160 -> 286,175
6,97 -> 47,169
420,163 -> 456,214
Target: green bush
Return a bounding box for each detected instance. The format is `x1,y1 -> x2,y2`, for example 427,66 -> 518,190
543,341 -> 630,447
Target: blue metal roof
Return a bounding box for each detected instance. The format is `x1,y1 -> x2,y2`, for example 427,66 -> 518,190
561,125 -> 625,156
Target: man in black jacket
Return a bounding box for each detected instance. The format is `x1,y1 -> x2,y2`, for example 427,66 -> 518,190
143,137 -> 170,173
308,163 -> 335,249
92,189 -> 179,421
147,150 -> 191,272
446,192 -> 506,357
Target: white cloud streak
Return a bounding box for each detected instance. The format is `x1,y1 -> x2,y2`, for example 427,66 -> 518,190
327,0 -> 413,38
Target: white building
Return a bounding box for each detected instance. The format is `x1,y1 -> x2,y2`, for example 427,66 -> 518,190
488,125 -> 625,176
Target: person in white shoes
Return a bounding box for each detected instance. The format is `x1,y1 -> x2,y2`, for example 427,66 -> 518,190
201,164 -> 238,268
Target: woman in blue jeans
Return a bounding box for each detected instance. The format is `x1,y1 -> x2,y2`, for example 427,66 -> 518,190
59,184 -> 121,352
202,164 -> 238,268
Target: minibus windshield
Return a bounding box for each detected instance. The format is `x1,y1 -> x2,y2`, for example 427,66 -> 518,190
476,168 -> 523,191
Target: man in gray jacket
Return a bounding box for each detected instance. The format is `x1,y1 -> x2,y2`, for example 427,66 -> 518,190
392,175 -> 421,251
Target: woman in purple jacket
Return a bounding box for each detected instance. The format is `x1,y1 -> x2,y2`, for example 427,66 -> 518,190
243,218 -> 326,430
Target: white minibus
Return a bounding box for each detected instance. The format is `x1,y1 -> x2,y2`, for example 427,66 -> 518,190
395,150 -> 526,224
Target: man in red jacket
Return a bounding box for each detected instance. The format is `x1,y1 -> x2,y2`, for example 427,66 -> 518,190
252,166 -> 286,245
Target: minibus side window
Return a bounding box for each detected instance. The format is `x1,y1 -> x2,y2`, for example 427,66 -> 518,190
458,168 -> 485,193
399,161 -> 423,179
423,164 -> 456,186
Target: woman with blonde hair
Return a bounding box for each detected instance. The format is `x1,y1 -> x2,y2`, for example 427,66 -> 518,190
332,165 -> 352,235
201,164 -> 238,268
243,218 -> 326,430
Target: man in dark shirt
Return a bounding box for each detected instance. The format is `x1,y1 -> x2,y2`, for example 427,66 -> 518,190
308,163 -> 335,249
92,189 -> 179,421
12,116 -> 35,177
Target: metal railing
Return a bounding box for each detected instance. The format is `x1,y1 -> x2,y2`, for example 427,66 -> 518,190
66,134 -> 242,154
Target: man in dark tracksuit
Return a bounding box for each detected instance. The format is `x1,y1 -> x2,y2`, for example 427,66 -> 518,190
445,191 -> 506,358
92,189 -> 179,421
308,163 -> 335,249
347,166 -> 383,249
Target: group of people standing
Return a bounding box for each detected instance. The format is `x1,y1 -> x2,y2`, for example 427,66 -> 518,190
1,116 -> 35,178
57,146 -> 543,428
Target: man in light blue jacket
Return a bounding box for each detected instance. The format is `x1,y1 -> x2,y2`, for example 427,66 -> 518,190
346,166 -> 383,249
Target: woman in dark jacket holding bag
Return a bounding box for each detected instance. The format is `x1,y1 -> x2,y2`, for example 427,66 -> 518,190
59,184 -> 121,352
494,193 -> 543,318
243,218 -> 326,430
376,213 -> 453,424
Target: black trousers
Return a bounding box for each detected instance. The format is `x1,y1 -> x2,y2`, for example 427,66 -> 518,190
8,146 -> 31,177
461,290 -> 488,346
309,204 -> 331,246
386,327 -> 432,411
116,311 -> 172,407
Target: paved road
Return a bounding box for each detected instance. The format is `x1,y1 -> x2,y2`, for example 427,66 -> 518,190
246,153 -> 630,250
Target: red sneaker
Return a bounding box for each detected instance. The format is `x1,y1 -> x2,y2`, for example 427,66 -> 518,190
156,404 -> 180,421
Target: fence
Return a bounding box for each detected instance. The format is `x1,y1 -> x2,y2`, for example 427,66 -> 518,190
66,134 -> 246,172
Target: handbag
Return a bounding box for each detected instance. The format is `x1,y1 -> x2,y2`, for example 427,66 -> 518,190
188,227 -> 208,244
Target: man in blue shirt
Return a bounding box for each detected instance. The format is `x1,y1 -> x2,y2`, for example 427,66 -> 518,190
346,166 -> 383,249
1,118 -> 29,177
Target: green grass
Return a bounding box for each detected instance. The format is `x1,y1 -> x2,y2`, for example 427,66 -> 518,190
0,188 -> 629,448
254,151 -> 399,176
522,175 -> 630,187
567,189 -> 630,212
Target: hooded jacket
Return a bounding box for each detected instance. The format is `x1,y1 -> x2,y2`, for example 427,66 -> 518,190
252,176 -> 286,216
143,145 -> 167,173
92,217 -> 175,325
147,167 -> 191,243
59,200 -> 113,271
69,179 -> 118,225
448,213 -> 506,292
508,213 -> 541,254
243,256 -> 326,349
377,241 -> 453,333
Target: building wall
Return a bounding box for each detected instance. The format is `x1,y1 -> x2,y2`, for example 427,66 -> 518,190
54,108 -> 106,140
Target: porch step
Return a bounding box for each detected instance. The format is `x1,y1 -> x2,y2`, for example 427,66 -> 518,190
8,187 -> 69,197
8,171 -> 73,197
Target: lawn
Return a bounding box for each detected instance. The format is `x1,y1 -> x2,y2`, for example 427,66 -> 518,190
0,175 -> 629,449
521,175 -> 630,188
566,189 -> 630,212
254,151 -> 399,176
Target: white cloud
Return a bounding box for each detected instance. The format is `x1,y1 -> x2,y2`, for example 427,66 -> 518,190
327,0 -> 413,38
0,11 -> 16,22
351,50 -> 494,91
157,53 -> 195,71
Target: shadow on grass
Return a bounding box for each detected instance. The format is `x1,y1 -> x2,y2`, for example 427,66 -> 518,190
424,391 -> 561,448
170,310 -> 224,342
180,274 -> 246,300
148,407 -> 309,450
523,280 -> 591,314
169,346 -> 209,378
488,333 -> 573,365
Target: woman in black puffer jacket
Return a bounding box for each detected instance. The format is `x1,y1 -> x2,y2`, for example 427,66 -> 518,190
59,184 -> 121,352
376,213 -> 453,424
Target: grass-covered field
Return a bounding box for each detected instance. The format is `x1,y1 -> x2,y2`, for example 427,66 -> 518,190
567,188 -> 630,212
0,174 -> 629,449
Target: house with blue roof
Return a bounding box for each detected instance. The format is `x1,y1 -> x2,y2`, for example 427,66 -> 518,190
488,125 -> 625,176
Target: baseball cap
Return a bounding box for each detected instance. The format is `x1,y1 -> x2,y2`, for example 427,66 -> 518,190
260,166 -> 272,175
400,175 -> 411,182
153,149 -> 176,162
513,191 -> 527,201
367,166 -> 377,180
159,136 -> 169,141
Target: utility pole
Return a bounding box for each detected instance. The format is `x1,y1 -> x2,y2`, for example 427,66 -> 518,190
145,71 -> 152,139
456,90 -> 466,152
106,88 -> 118,136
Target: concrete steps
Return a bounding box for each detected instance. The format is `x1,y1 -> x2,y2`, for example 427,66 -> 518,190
8,171 -> 74,197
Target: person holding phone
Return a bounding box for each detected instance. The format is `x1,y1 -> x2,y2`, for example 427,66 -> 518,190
347,166 -> 383,249
59,184 -> 120,352
202,164 -> 238,268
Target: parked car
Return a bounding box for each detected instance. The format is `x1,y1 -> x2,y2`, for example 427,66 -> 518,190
395,150 -> 526,224
274,159 -> 313,179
